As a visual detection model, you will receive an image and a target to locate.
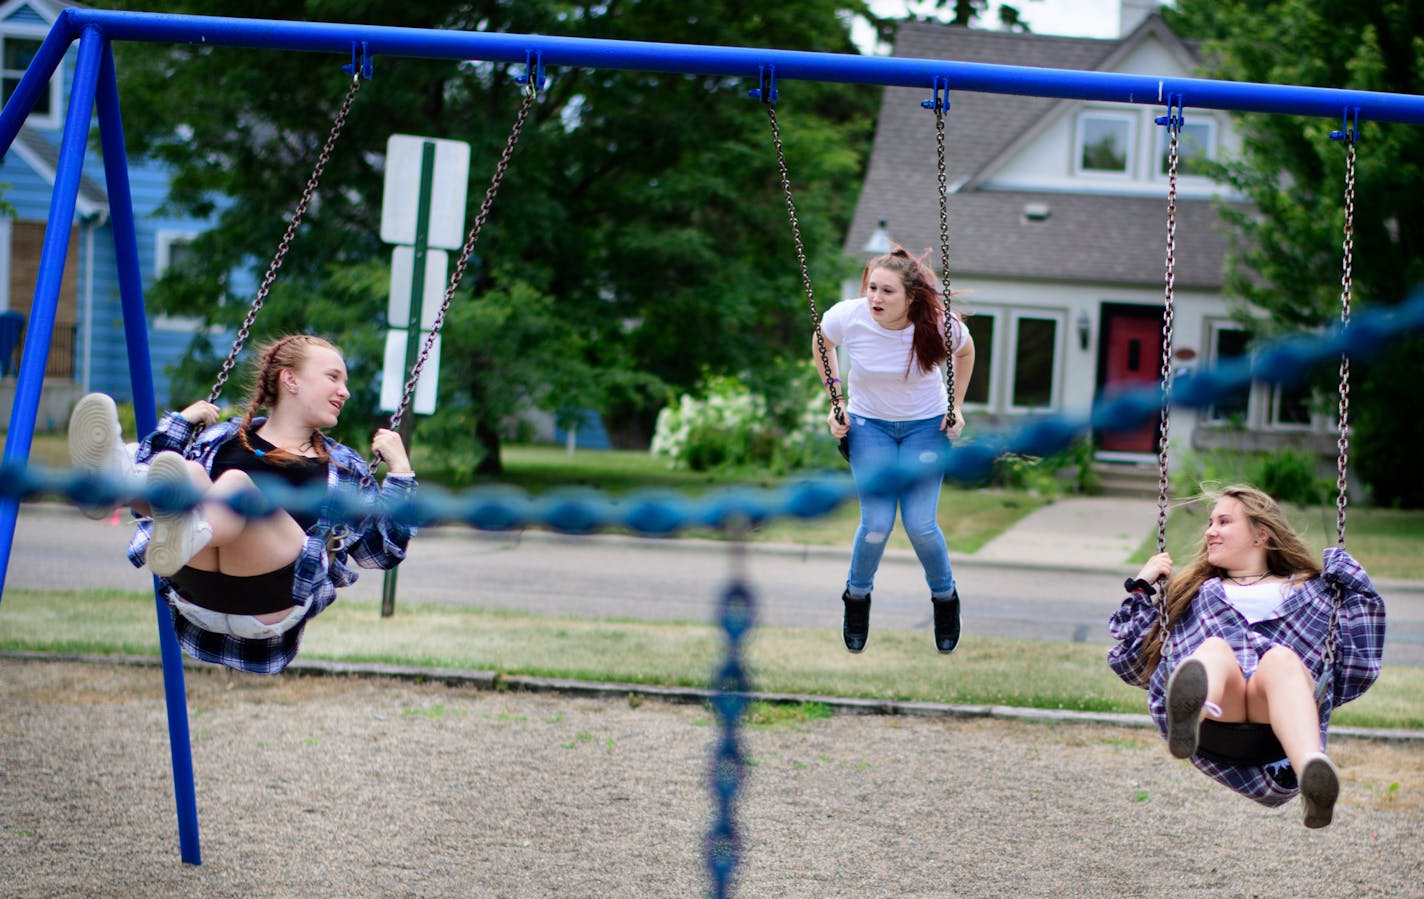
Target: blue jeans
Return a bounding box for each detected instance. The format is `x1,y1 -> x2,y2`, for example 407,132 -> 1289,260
844,414 -> 955,599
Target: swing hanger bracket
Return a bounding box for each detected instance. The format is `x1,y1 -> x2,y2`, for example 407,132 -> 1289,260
1329,107 -> 1362,143
1154,94 -> 1185,132
514,50 -> 546,94
748,65 -> 778,105
919,76 -> 951,113
342,41 -> 373,80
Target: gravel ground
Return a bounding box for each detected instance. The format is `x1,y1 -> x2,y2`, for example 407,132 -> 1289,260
1,658 -> 1422,898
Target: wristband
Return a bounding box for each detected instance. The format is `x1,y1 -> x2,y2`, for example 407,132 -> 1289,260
1124,577 -> 1156,597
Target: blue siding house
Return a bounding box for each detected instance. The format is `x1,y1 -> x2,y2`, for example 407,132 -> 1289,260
0,0 -> 212,430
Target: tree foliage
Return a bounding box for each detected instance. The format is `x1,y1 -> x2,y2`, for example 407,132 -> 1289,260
1166,0 -> 1424,507
95,0 -> 877,474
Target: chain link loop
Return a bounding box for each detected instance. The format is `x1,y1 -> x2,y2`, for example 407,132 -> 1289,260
935,101 -> 957,429
385,86 -> 537,436
765,103 -> 843,424
206,74 -> 364,406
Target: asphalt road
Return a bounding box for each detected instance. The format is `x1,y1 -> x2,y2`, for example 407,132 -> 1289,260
5,502 -> 1423,664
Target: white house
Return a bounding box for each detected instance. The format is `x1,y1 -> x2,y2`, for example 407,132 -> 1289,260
844,11 -> 1340,470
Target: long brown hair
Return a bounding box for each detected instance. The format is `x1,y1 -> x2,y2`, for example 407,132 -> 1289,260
861,247 -> 949,375
235,334 -> 338,465
1132,484 -> 1321,685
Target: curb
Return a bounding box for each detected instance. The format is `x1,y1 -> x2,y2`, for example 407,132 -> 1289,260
5,650 -> 1420,746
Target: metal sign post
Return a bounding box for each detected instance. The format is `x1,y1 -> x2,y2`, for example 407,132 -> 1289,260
378,133 -> 470,615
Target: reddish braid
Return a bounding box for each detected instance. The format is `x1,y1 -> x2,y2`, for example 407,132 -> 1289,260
861,246 -> 950,375
236,334 -> 337,465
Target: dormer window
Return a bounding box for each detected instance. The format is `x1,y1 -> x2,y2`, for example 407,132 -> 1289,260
1159,119 -> 1216,177
1,13 -> 59,130
1075,111 -> 1134,177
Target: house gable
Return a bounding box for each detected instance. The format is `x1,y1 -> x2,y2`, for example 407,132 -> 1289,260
845,14 -> 1239,290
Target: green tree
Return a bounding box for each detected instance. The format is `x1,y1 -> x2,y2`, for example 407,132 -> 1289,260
94,0 -> 875,474
1166,0 -> 1424,507
862,0 -> 1037,46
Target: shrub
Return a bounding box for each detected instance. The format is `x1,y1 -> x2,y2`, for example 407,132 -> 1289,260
651,373 -> 841,474
1247,449 -> 1330,506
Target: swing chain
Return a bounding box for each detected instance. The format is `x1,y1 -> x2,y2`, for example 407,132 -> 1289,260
1319,130 -> 1358,708
385,85 -> 538,437
1154,108 -> 1181,563
766,102 -> 844,424
1335,137 -> 1355,550
207,73 -> 364,406
934,99 -> 957,429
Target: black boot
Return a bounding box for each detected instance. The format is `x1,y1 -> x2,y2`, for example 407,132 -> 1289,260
842,590 -> 871,653
932,589 -> 961,653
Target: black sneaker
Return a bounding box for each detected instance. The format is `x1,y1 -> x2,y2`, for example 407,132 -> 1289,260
842,590 -> 871,653
932,590 -> 961,653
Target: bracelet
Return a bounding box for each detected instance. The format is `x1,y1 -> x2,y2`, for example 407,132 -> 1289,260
1124,577 -> 1156,597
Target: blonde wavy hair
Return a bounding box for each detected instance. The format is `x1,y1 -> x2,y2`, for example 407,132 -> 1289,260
1131,484 -> 1321,685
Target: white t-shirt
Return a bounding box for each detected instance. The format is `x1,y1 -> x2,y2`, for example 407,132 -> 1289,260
1221,581 -> 1290,624
820,296 -> 969,422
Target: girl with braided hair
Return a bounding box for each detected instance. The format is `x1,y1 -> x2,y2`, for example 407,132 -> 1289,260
67,334 -> 416,674
815,246 -> 975,655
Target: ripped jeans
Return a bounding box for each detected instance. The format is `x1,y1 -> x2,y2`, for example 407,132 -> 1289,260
844,414 -> 955,599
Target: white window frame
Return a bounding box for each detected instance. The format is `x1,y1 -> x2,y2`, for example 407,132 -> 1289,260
1,25 -> 61,131
960,309 -> 995,411
1156,116 -> 1218,181
1005,310 -> 1064,414
1202,319 -> 1250,426
152,230 -> 203,332
1265,381 -> 1316,431
1074,110 -> 1136,179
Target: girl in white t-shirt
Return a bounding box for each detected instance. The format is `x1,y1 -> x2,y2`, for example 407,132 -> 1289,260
815,247 -> 975,654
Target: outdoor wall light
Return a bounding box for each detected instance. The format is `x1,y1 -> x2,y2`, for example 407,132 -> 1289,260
863,218 -> 893,254
1077,310 -> 1092,351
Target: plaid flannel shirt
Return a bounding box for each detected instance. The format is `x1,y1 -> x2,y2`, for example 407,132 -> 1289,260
127,412 -> 416,674
1107,547 -> 1385,806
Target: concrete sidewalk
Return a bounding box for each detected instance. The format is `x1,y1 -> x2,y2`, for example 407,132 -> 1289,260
971,496 -> 1162,570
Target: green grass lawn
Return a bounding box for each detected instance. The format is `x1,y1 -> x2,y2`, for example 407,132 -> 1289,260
3,588 -> 1419,731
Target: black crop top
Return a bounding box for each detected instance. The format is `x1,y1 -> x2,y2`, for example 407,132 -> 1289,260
211,431 -> 329,533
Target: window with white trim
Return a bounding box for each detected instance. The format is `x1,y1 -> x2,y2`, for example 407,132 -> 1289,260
1008,312 -> 1061,411
1158,119 -> 1216,178
1204,322 -> 1250,425
1075,111 -> 1134,176
1,30 -> 58,129
961,312 -> 993,408
153,230 -> 202,332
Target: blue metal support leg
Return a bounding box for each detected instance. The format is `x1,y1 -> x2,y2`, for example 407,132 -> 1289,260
96,40 -> 202,866
0,27 -> 104,599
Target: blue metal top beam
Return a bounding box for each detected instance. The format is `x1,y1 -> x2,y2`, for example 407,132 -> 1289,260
54,8 -> 1424,126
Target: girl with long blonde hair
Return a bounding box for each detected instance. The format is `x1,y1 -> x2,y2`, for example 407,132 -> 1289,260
1108,485 -> 1385,828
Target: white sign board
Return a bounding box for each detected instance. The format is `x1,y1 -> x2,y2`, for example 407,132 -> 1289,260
380,134 -> 471,249
379,329 -> 441,416
387,246 -> 449,331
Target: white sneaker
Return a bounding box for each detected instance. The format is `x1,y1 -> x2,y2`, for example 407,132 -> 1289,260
146,451 -> 212,578
67,393 -> 135,519
1300,752 -> 1340,829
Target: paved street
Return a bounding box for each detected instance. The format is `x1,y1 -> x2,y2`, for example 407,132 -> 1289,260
5,500 -> 1423,664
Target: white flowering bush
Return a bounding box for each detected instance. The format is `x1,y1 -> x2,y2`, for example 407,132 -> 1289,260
651,373 -> 841,473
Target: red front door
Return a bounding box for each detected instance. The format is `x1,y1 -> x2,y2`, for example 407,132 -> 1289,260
1099,312 -> 1163,453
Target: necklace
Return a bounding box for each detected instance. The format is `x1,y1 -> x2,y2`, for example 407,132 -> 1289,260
1223,571 -> 1272,586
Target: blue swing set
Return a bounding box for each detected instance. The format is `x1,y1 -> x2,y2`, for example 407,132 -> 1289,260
2,7 -> 1423,879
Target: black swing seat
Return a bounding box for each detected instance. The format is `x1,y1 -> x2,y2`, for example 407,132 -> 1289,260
1195,719 -> 1287,767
